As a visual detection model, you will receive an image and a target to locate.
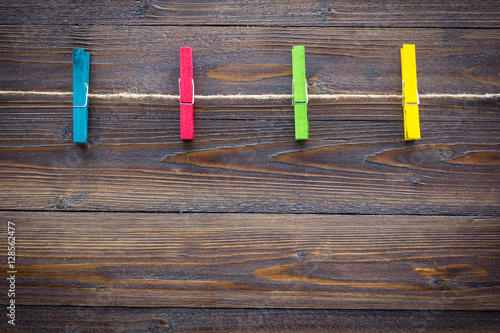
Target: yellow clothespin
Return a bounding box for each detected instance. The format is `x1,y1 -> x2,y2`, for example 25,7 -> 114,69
401,44 -> 420,140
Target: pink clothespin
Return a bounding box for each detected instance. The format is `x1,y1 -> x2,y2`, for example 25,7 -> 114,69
179,47 -> 194,140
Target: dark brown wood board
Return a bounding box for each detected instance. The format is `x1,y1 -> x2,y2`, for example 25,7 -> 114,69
0,26 -> 499,214
0,212 -> 499,310
0,0 -> 499,28
0,119 -> 498,214
1,307 -> 499,333
1,26 -> 499,97
0,0 -> 499,331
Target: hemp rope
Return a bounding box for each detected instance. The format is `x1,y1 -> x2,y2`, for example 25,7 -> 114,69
0,90 -> 499,101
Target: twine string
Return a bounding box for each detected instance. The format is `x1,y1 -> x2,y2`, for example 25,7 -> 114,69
0,90 -> 498,101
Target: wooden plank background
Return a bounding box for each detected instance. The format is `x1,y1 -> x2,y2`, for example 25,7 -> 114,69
1,0 -> 499,28
1,26 -> 498,215
0,0 -> 499,331
1,212 -> 499,309
4,307 -> 500,332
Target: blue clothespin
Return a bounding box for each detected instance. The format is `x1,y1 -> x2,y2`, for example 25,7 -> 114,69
73,49 -> 90,144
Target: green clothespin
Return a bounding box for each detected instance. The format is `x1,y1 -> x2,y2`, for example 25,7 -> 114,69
73,49 -> 90,144
292,45 -> 308,140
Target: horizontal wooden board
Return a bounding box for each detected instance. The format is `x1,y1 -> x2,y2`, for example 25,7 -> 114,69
0,1 -> 499,28
0,212 -> 499,309
1,118 -> 498,215
0,118 -> 498,214
3,0 -> 498,327
1,97 -> 499,123
0,26 -> 499,98
0,26 -> 498,214
2,306 -> 500,332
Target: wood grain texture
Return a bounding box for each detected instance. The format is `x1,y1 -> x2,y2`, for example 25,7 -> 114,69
1,0 -> 499,28
1,26 -> 499,98
1,118 -> 498,214
2,0 -> 499,330
0,212 -> 499,310
0,26 -> 498,214
1,306 -> 499,333
0,117 -> 498,214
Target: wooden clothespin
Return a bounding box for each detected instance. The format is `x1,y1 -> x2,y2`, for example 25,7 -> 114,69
179,47 -> 194,140
73,49 -> 90,144
292,45 -> 308,140
401,44 -> 420,141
